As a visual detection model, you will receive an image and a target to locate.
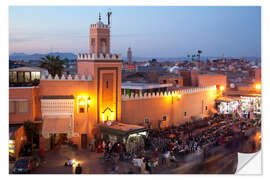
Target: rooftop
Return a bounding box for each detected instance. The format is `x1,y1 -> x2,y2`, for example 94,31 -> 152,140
99,122 -> 147,136
10,66 -> 47,72
122,82 -> 172,90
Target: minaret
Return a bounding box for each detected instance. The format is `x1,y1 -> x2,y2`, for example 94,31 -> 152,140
89,13 -> 110,54
77,11 -> 122,123
127,47 -> 132,64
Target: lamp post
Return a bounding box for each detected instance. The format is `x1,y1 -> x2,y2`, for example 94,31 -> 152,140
87,96 -> 91,111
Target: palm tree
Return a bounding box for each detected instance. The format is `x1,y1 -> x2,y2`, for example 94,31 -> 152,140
191,54 -> 196,61
197,50 -> 202,61
40,55 -> 65,77
187,54 -> 190,61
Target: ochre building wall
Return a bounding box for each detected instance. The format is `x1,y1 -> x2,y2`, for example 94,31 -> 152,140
121,88 -> 217,129
198,74 -> 227,88
9,87 -> 38,124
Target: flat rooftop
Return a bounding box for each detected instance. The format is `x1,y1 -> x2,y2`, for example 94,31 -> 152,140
99,122 -> 147,136
106,123 -> 145,131
122,82 -> 172,90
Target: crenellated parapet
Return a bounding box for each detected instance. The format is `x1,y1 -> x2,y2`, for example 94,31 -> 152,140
77,53 -> 122,61
122,85 -> 217,101
90,23 -> 110,29
40,74 -> 93,81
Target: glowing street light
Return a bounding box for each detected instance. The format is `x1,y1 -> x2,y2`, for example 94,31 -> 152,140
177,93 -> 182,99
255,83 -> 261,90
220,86 -> 225,91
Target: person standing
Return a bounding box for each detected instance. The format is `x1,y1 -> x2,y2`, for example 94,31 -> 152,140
90,138 -> 96,152
39,148 -> 45,161
75,163 -> 82,174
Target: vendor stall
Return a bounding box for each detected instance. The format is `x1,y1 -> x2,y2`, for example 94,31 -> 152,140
99,122 -> 148,153
216,96 -> 239,115
239,96 -> 261,115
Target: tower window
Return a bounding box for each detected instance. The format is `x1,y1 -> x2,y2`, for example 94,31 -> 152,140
184,112 -> 187,117
101,39 -> 106,53
106,80 -> 109,88
91,39 -> 95,53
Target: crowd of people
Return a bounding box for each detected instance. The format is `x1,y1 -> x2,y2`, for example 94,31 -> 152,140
145,113 -> 261,161
91,112 -> 261,173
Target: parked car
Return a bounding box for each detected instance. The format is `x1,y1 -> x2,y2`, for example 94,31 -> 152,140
12,156 -> 40,174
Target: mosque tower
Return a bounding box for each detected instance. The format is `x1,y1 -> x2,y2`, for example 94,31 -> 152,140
127,47 -> 132,64
77,11 -> 122,123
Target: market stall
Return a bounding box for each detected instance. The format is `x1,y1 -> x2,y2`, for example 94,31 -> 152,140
216,96 -> 239,115
99,122 -> 148,153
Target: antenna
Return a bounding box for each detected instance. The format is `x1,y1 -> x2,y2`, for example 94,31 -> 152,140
98,12 -> 101,21
107,9 -> 112,26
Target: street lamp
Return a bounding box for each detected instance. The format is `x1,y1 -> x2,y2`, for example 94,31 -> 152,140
220,85 -> 225,91
255,83 -> 261,91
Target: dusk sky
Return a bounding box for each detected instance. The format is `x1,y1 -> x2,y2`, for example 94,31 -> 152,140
9,6 -> 261,58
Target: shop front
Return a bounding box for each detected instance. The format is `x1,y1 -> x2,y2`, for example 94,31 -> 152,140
239,96 -> 261,114
216,96 -> 239,115
216,95 -> 261,119
41,95 -> 76,150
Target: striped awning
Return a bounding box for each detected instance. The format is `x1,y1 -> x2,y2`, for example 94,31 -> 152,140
42,115 -> 72,137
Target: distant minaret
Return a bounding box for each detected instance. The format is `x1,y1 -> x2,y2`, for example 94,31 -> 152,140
127,47 -> 132,64
222,53 -> 225,62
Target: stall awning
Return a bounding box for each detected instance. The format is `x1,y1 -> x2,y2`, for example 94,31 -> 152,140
210,108 -> 218,114
216,96 -> 236,102
99,123 -> 147,137
42,115 -> 72,134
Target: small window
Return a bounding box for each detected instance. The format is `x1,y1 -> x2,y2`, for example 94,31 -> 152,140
31,72 -> 40,81
163,80 -> 167,84
106,81 -> 109,88
18,72 -> 24,83
184,112 -> 187,117
175,80 -> 179,84
144,118 -> 149,124
205,106 -> 208,111
79,107 -> 85,113
24,72 -> 30,82
162,115 -> 167,121
9,101 -> 15,114
17,101 -> 28,113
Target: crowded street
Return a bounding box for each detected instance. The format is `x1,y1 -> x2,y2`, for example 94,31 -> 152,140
20,113 -> 261,174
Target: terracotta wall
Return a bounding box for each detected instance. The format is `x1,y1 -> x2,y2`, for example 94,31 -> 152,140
180,71 -> 191,86
198,74 -> 227,88
39,80 -> 97,135
9,87 -> 38,124
255,68 -> 261,83
121,88 -> 217,129
191,70 -> 199,87
14,126 -> 26,159
89,28 -> 110,54
159,76 -> 183,87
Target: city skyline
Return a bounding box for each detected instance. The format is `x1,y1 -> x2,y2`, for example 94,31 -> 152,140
9,6 -> 261,57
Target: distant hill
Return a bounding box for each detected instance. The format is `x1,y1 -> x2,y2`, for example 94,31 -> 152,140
10,52 -> 260,62
9,52 -> 77,61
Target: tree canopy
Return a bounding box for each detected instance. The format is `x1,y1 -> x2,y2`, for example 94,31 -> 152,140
40,55 -> 65,77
